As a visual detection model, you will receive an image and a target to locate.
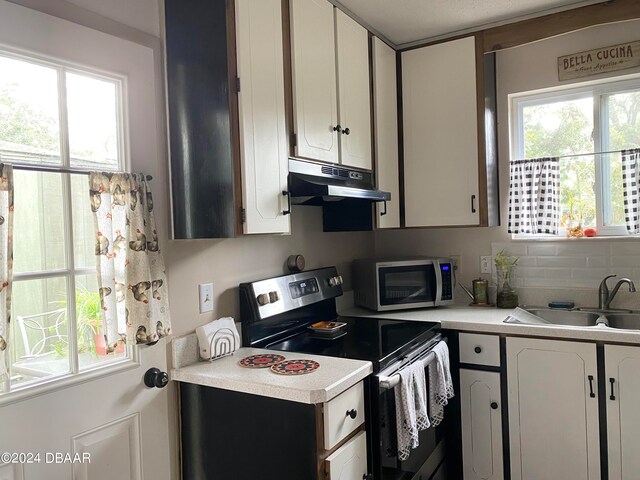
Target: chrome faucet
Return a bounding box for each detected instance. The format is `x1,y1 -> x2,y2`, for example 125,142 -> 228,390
598,275 -> 636,310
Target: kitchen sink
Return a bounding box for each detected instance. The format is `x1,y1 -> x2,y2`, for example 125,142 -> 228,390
523,308 -> 601,327
508,308 -> 640,330
601,314 -> 640,330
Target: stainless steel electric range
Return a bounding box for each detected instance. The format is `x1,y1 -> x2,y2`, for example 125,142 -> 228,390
240,267 -> 447,480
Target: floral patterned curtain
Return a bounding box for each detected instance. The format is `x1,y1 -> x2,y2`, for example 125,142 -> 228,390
0,165 -> 13,377
90,172 -> 171,351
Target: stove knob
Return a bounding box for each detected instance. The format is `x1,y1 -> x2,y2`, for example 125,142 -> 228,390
337,275 -> 344,285
257,293 -> 270,306
329,277 -> 337,287
269,291 -> 280,303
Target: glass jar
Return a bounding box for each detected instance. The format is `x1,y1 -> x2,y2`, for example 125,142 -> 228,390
496,265 -> 519,308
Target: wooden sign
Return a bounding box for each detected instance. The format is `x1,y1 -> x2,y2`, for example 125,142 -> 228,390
558,40 -> 640,81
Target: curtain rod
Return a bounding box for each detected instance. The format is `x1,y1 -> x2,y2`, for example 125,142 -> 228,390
513,148 -> 639,162
8,163 -> 152,181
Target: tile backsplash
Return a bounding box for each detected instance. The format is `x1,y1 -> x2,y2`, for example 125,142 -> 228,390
491,241 -> 640,289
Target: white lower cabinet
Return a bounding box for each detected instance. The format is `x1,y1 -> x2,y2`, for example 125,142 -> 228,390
460,369 -> 503,480
325,430 -> 368,480
605,345 -> 640,480
506,337 -> 600,480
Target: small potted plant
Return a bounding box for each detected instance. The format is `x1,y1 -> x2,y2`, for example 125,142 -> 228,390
495,250 -> 519,308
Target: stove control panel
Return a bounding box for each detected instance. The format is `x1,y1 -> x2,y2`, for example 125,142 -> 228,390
241,267 -> 344,320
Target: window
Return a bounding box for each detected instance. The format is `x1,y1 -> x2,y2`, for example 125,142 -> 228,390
0,49 -> 130,394
511,76 -> 640,236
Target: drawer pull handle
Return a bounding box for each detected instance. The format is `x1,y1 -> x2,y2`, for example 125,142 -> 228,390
588,375 -> 596,398
346,409 -> 357,419
490,402 -> 499,410
610,377 -> 616,401
474,346 -> 482,354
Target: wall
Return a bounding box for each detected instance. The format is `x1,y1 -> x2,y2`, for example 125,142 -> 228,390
375,18 -> 640,307
166,207 -> 374,336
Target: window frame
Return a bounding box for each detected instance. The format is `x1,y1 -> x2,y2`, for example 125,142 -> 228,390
510,74 -> 640,238
0,46 -> 137,399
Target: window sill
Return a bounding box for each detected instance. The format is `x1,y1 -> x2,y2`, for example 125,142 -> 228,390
511,234 -> 639,242
0,352 -> 139,407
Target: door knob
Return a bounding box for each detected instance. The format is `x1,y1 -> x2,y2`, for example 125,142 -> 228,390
144,367 -> 169,388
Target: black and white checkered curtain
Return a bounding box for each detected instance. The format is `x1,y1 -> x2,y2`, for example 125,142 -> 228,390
508,157 -> 560,234
622,148 -> 640,233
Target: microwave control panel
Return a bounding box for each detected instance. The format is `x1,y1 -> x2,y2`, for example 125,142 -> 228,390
440,263 -> 453,300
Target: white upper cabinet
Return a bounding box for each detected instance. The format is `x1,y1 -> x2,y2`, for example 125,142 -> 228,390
506,337 -> 600,480
605,345 -> 640,480
290,0 -> 339,164
236,0 -> 290,234
335,9 -> 372,170
401,36 -> 480,227
290,0 -> 372,169
372,37 -> 400,228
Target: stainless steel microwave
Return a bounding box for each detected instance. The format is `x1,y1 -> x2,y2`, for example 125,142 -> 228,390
352,257 -> 454,311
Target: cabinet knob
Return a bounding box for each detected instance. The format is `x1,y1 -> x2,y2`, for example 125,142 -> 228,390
363,475 -> 373,480
342,127 -> 351,135
490,402 -> 499,410
346,409 -> 357,419
474,346 -> 482,354
333,124 -> 342,132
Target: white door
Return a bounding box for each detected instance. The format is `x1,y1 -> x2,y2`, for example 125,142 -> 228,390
605,345 -> 640,480
325,431 -> 368,480
290,0 -> 339,164
506,337 -> 600,480
460,369 -> 503,480
372,37 -> 400,228
401,36 -> 479,227
335,9 -> 371,170
0,3 -> 172,479
236,0 -> 290,235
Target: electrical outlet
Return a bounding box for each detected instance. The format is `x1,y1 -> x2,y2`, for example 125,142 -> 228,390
450,255 -> 461,275
480,256 -> 492,274
198,283 -> 214,313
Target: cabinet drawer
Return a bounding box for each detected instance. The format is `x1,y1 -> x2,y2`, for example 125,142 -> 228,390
325,430 -> 368,480
323,381 -> 365,450
459,333 -> 500,367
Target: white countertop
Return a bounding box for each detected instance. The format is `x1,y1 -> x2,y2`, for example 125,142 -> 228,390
171,347 -> 372,405
341,305 -> 640,345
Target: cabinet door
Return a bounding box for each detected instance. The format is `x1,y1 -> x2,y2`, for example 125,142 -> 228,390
506,338 -> 600,480
335,9 -> 371,170
290,0 -> 339,164
372,37 -> 400,228
605,345 -> 640,480
236,0 -> 290,234
325,430 -> 368,480
460,369 -> 503,480
401,37 -> 479,227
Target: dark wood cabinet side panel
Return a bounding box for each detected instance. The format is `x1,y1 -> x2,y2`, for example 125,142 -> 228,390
180,383 -> 319,480
165,0 -> 237,239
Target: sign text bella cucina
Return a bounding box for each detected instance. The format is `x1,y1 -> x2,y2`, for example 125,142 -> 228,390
558,41 -> 640,81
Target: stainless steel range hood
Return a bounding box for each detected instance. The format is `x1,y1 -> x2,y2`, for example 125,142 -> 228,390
288,158 -> 390,205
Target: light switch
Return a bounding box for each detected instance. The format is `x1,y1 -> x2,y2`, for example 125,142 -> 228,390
198,283 -> 214,313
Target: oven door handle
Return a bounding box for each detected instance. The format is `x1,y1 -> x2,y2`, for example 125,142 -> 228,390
377,343 -> 444,391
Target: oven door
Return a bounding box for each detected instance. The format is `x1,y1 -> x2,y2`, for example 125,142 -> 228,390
369,341 -> 447,480
376,262 -> 441,310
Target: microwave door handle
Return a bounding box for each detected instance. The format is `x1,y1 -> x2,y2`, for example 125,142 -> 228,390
433,261 -> 443,305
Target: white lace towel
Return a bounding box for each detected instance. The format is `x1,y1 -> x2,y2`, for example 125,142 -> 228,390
413,361 -> 430,431
394,366 -> 418,461
428,341 -> 455,426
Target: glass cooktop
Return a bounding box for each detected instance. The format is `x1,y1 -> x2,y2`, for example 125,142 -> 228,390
265,316 -> 439,373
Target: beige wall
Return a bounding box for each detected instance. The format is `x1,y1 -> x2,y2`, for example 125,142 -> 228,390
165,207 -> 374,336
375,19 -> 640,296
